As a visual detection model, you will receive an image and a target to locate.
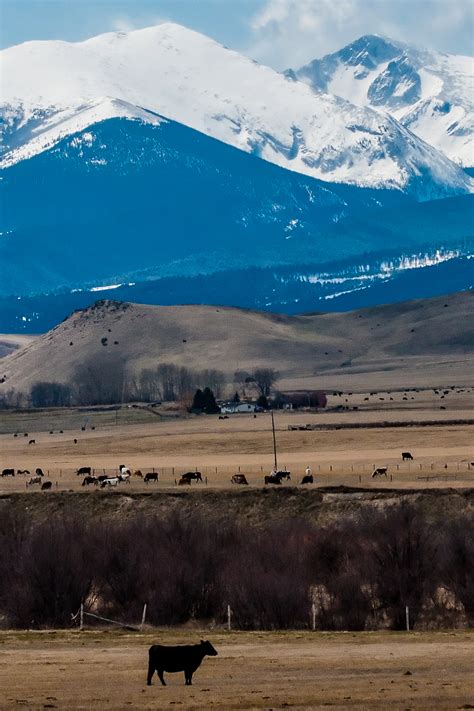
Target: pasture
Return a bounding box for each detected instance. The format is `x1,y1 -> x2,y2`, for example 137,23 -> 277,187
1,405 -> 473,494
0,630 -> 473,710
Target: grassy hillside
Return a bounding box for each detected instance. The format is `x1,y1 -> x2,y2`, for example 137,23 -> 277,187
0,290 -> 473,394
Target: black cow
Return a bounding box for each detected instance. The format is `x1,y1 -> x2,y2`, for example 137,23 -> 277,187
372,467 -> 388,478
82,475 -> 98,486
402,452 -> 414,461
182,471 -> 203,483
77,466 -> 92,476
35,468 -> 44,477
301,474 -> 313,484
41,481 -> 52,490
144,472 -> 158,484
147,640 -> 218,686
1,468 -> 14,477
264,474 -> 282,485
28,439 -> 36,445
17,469 -> 30,475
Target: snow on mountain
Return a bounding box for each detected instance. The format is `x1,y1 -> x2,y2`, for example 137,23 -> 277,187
1,97 -> 165,167
294,35 -> 474,167
0,23 -> 472,198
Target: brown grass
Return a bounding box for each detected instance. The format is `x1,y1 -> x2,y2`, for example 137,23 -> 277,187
0,629 -> 473,710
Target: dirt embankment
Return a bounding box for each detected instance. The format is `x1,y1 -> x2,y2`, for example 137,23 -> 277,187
1,486 -> 472,527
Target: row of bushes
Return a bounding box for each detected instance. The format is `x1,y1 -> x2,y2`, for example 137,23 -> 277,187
0,504 -> 471,630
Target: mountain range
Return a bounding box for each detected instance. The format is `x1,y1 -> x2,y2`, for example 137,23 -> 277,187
292,34 -> 473,168
0,24 -> 472,329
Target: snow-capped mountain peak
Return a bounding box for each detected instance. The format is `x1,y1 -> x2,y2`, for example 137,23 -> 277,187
293,34 -> 474,167
0,23 -> 472,198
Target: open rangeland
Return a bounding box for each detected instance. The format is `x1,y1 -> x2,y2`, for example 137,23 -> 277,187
0,630 -> 473,710
1,407 -> 473,493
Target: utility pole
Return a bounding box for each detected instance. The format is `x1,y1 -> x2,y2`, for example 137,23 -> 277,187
271,410 -> 278,471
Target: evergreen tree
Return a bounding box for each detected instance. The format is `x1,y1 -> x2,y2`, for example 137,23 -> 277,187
202,387 -> 220,414
191,388 -> 206,411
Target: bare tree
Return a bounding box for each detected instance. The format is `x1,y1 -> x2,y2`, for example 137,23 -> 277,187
73,353 -> 128,405
253,368 -> 278,398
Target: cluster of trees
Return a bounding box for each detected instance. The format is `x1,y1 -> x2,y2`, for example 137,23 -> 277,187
0,504 -> 471,630
26,355 -> 226,408
5,359 -> 326,410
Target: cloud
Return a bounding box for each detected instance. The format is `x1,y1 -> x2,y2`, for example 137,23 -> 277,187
245,0 -> 474,69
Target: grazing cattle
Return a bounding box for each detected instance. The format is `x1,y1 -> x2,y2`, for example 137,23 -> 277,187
82,475 -> 98,486
182,471 -> 203,483
372,467 -> 388,478
133,470 -> 143,478
96,475 -> 108,483
144,472 -> 158,484
275,469 -> 291,480
301,474 -> 313,484
178,475 -> 191,486
77,466 -> 92,476
100,477 -> 119,488
402,452 -> 414,461
147,640 -> 218,686
119,464 -> 131,476
1,468 -> 15,477
231,474 -> 249,485
28,439 -> 36,445
35,468 -> 44,477
27,476 -> 42,487
17,469 -> 30,475
41,481 -> 52,490
264,474 -> 282,485
118,472 -> 131,484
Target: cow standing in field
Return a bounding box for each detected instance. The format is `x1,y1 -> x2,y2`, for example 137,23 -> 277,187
264,473 -> 282,485
402,452 -> 414,461
82,476 -> 98,486
2,468 -> 15,477
301,474 -> 313,484
231,474 -> 249,485
144,472 -> 158,484
372,467 -> 388,478
27,476 -> 42,487
147,640 -> 218,686
100,477 -> 119,488
178,475 -> 191,486
35,468 -> 44,477
77,466 -> 92,476
41,481 -> 52,490
182,471 -> 203,483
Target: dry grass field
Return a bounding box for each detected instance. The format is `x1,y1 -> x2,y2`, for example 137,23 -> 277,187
0,629 -> 473,710
1,405 -> 473,494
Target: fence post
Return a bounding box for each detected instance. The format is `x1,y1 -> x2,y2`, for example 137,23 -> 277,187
405,605 -> 410,631
311,602 -> 316,631
80,602 -> 84,631
227,604 -> 232,631
140,603 -> 147,630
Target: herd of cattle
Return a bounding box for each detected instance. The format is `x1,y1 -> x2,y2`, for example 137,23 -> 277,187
1,453 -> 416,490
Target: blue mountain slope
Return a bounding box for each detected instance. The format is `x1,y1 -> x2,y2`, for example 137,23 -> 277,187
2,255 -> 472,333
0,115 -> 418,296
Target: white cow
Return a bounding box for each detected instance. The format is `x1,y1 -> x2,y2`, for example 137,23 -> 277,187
101,477 -> 119,488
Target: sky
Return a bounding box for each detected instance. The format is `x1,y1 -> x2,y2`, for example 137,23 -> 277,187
1,0 -> 473,69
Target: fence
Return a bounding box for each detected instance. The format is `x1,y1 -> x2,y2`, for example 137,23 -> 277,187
72,602 -> 147,632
